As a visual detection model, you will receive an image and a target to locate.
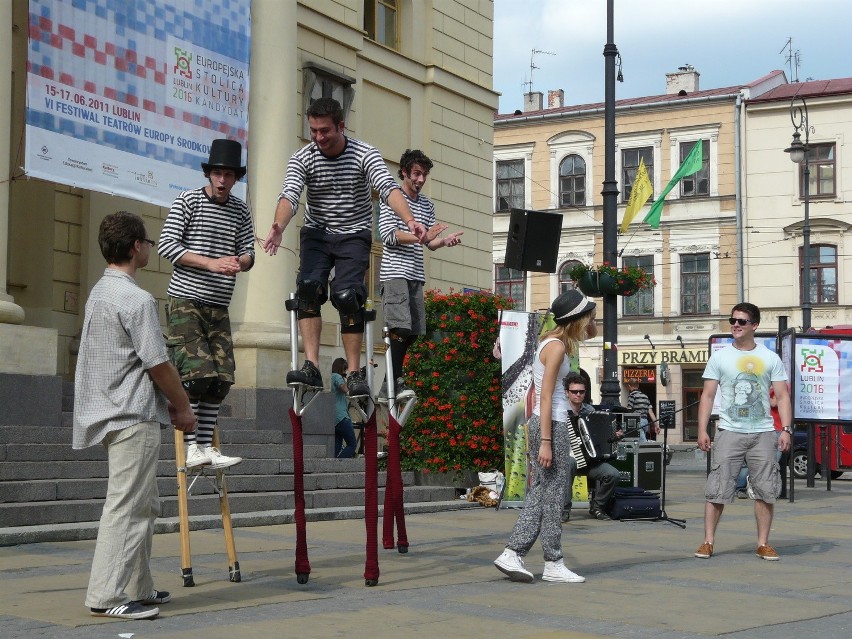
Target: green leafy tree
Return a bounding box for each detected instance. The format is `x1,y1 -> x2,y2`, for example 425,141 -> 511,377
401,289 -> 513,474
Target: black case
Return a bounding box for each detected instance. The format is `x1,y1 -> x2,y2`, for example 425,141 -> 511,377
607,487 -> 662,519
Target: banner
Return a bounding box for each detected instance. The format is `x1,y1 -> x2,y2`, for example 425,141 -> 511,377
794,337 -> 851,421
498,310 -> 542,505
25,0 -> 251,207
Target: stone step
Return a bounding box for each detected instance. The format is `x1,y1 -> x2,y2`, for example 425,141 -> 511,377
0,485 -> 455,527
1,441 -> 328,462
0,469 -> 414,503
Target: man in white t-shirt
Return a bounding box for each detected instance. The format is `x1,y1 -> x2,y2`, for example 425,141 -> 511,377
694,303 -> 792,561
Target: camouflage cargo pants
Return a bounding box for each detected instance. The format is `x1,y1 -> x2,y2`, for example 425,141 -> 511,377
165,297 -> 235,384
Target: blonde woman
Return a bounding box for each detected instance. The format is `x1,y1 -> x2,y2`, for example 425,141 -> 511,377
494,289 -> 597,583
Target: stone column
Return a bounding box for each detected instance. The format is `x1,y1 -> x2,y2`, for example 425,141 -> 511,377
0,0 -> 24,325
227,0 -> 299,388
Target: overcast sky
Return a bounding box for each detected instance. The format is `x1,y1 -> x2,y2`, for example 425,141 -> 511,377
493,0 -> 852,114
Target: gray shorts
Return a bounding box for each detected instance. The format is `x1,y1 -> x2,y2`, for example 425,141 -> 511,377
705,429 -> 780,504
381,279 -> 425,335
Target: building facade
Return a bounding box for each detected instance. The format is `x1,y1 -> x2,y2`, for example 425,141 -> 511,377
493,68 -> 788,444
1,0 -> 498,389
743,79 -> 852,331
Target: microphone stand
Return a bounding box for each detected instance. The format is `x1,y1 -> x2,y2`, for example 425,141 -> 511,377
626,400 -> 699,529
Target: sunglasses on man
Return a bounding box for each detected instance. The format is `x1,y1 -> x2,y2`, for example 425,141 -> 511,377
728,317 -> 754,326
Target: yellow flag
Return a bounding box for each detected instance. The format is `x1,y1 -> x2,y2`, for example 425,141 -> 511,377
620,158 -> 653,234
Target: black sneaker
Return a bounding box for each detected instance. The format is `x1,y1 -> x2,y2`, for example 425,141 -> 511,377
90,601 -> 159,619
589,507 -> 612,520
287,360 -> 323,388
346,370 -> 370,397
135,589 -> 171,605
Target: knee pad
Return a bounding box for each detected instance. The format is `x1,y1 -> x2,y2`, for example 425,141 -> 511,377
296,279 -> 326,319
183,377 -> 214,401
201,379 -> 232,402
331,287 -> 365,331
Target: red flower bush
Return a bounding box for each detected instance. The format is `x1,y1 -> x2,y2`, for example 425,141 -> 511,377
400,289 -> 513,474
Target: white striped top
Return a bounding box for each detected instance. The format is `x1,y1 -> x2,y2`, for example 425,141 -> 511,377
277,136 -> 399,234
158,188 -> 255,307
379,190 -> 436,283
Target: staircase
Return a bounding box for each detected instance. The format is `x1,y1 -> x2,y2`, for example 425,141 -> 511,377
0,374 -> 466,546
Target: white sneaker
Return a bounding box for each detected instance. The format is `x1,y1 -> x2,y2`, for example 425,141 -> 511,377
185,443 -> 212,468
494,548 -> 534,583
205,446 -> 242,470
542,559 -> 585,583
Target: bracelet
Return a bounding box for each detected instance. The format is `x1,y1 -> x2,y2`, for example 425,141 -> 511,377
541,438 -> 551,441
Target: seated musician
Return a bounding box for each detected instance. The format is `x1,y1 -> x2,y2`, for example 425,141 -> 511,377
562,372 -> 621,521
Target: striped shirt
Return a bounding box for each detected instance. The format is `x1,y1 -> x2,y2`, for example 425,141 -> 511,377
158,188 -> 255,307
379,190 -> 436,283
627,389 -> 652,419
73,269 -> 170,449
277,136 -> 399,234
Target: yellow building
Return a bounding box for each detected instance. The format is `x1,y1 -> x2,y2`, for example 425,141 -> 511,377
493,67 -> 786,443
0,1 -> 498,393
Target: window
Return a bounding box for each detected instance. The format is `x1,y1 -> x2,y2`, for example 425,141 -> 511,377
364,0 -> 398,49
800,244 -> 837,304
495,265 -> 526,310
558,260 -> 581,294
622,255 -> 654,316
680,253 -> 710,315
559,155 -> 586,207
302,63 -> 355,140
622,147 -> 654,203
801,143 -> 836,197
680,139 -> 710,198
496,160 -> 524,211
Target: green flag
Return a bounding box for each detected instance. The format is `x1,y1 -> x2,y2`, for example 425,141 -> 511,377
643,140 -> 703,229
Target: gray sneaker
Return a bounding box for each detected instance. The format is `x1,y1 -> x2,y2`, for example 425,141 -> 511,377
287,360 -> 323,388
395,377 -> 415,400
346,370 -> 370,397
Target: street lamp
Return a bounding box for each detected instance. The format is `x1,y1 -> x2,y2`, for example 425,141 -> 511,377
784,96 -> 813,331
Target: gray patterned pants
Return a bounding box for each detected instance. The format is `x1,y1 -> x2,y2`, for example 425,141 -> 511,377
506,414 -> 571,562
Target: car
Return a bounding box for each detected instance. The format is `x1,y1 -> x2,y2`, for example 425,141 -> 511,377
791,427 -> 844,480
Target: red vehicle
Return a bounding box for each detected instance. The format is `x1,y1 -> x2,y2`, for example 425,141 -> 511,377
791,326 -> 852,480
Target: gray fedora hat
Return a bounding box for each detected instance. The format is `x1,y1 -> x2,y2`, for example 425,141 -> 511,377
201,139 -> 246,179
550,290 -> 595,325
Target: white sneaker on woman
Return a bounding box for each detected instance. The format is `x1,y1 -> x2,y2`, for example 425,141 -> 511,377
494,548 -> 534,583
542,559 -> 585,583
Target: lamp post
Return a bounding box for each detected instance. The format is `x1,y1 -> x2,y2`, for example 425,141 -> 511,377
599,0 -> 620,406
784,96 -> 813,332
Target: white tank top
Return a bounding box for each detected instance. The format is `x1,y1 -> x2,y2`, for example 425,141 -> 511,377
531,337 -> 573,422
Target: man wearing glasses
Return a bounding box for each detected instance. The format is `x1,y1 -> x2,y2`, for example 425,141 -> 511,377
158,139 -> 255,470
562,372 -> 621,521
694,303 -> 792,561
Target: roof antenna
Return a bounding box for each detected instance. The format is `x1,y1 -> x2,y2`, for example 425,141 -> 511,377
523,48 -> 555,94
780,37 -> 800,82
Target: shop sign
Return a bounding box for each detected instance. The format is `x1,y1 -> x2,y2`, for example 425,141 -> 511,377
619,348 -> 708,366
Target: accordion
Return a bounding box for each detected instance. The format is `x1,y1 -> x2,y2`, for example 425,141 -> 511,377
568,412 -> 618,469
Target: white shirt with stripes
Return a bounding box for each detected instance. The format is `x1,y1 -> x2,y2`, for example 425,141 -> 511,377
277,136 -> 399,234
158,188 -> 255,307
378,190 -> 436,283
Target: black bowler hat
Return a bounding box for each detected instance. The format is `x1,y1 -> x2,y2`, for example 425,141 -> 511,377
550,290 -> 595,325
201,139 -> 246,179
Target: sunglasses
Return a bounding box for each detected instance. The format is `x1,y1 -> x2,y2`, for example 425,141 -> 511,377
567,388 -> 586,395
728,317 -> 753,326
140,238 -> 156,247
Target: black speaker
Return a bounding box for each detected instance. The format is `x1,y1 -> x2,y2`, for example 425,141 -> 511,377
503,208 -> 562,273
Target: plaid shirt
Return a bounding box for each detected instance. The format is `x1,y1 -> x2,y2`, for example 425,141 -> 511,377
73,269 -> 170,449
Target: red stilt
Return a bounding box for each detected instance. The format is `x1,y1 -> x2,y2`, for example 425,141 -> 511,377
289,407 -> 311,583
382,413 -> 408,551
363,410 -> 380,585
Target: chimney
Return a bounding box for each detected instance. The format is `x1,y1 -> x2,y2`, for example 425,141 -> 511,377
547,89 -> 564,109
666,65 -> 700,95
524,91 -> 543,112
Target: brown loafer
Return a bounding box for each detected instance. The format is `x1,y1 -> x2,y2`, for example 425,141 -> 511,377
756,544 -> 779,561
694,542 -> 713,558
